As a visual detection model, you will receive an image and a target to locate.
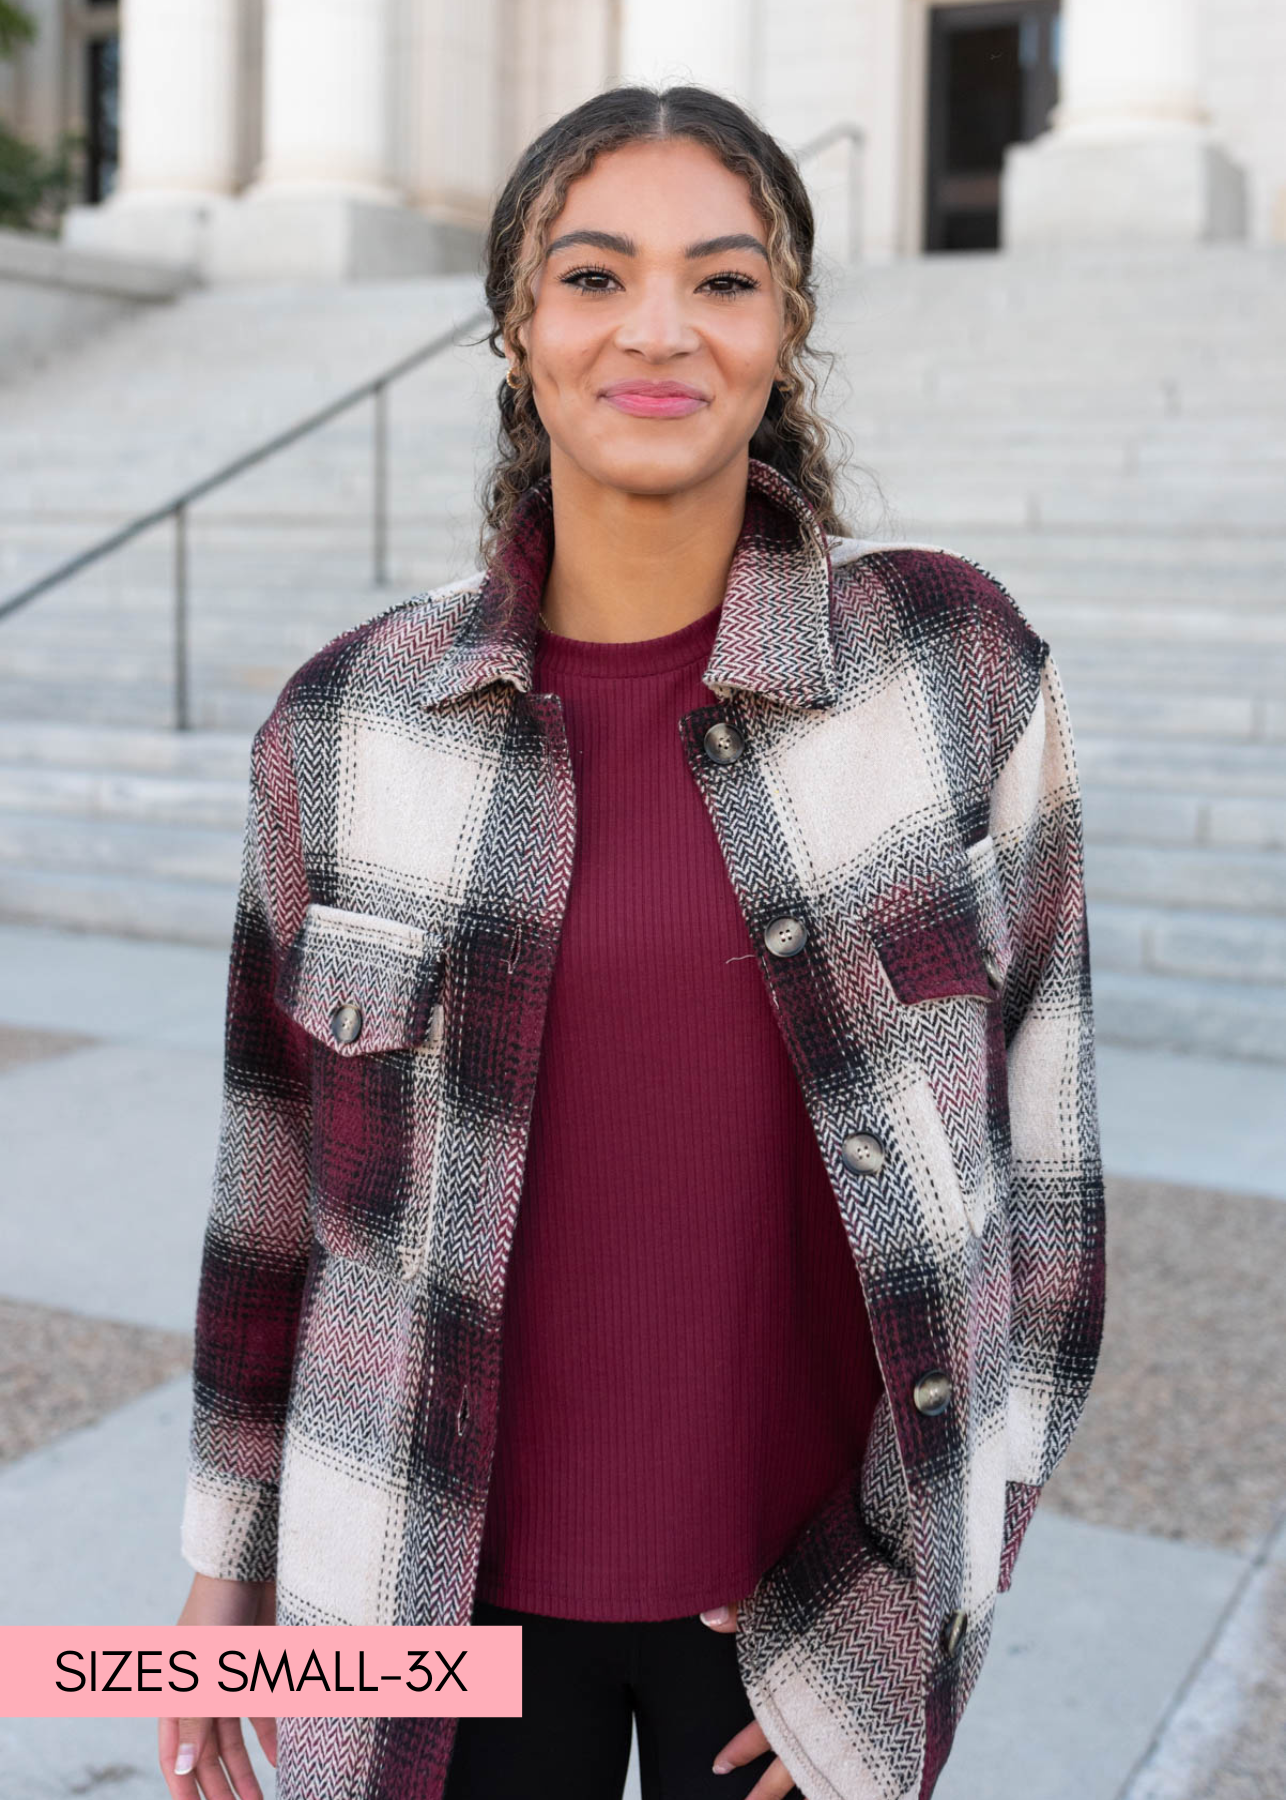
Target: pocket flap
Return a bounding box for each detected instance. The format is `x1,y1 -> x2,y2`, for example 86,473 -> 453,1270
870,832 -> 1015,1006
874,912 -> 998,1006
274,901 -> 446,1055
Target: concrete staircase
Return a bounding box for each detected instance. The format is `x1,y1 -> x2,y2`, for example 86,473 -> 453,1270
0,247 -> 1283,1061
0,721 -> 248,944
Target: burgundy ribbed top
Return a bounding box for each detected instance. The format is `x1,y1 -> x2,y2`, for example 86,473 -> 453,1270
474,599 -> 884,1621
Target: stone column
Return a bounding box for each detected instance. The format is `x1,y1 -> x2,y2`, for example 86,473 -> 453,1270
61,0 -> 242,266
251,0 -> 397,200
1003,0 -> 1247,247
211,0 -> 454,280
395,0 -> 497,274
1057,0 -> 1205,132
618,0 -> 750,104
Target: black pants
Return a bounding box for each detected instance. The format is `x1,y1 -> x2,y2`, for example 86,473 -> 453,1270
442,1598 -> 802,1800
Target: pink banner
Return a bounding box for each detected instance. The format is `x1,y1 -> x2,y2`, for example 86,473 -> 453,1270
0,1626 -> 522,1718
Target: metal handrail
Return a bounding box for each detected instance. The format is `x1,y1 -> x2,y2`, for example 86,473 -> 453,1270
0,303 -> 491,728
2,131 -> 865,732
796,121 -> 866,266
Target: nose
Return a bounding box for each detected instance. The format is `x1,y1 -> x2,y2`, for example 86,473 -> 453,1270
611,276 -> 702,363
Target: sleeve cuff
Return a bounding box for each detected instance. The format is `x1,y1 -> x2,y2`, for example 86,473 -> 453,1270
180,1469 -> 280,1583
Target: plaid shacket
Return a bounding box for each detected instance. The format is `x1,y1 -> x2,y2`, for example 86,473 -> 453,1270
180,455 -> 1106,1800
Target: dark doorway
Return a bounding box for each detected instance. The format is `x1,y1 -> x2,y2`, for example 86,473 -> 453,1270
85,33 -> 120,204
925,2 -> 1059,252
82,0 -> 120,204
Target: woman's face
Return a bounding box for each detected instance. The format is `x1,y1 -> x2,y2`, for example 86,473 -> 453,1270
511,136 -> 788,498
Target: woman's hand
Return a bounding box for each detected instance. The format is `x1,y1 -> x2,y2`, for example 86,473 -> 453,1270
700,1601 -> 800,1797
157,1573 -> 279,1799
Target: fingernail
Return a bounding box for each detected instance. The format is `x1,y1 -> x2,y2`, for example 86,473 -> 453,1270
700,1605 -> 731,1626
174,1744 -> 195,1775
712,1758 -> 734,1774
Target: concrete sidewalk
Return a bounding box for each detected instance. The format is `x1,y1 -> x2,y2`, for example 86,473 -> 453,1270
1,918 -> 1284,1800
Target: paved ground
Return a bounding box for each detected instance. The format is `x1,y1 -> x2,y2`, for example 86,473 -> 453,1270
1,917 -> 1284,1799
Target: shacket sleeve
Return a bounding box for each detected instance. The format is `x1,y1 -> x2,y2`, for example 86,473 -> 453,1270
179,708 -> 315,1582
986,644 -> 1107,1591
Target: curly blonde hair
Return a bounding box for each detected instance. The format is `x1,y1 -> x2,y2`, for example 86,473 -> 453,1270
468,84 -> 857,571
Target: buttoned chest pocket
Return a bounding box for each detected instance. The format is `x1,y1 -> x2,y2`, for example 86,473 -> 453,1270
870,834 -> 1012,1011
273,901 -> 448,1276
868,835 -> 1014,1238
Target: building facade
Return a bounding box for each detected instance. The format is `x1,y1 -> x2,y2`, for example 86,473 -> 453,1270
2,0 -> 1284,278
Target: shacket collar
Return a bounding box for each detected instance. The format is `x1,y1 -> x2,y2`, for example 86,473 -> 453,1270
411,456 -> 840,712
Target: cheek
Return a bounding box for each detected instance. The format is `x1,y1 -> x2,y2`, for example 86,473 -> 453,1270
714,314 -> 784,386
528,304 -> 603,390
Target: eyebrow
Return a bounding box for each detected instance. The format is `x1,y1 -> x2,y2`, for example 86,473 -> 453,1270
544,229 -> 770,263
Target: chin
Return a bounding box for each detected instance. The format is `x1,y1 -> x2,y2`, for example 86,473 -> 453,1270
574,434 -> 746,499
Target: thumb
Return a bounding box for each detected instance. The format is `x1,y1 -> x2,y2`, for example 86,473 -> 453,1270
699,1602 -> 739,1631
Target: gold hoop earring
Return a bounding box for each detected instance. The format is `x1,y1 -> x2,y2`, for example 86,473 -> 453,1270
506,364 -> 521,390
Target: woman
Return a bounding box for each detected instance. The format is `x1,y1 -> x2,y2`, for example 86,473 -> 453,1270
158,84 -> 1105,1800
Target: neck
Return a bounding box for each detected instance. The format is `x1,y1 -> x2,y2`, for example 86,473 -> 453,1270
539,445 -> 749,643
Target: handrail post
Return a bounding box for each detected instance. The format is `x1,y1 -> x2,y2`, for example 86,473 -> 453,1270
849,130 -> 863,263
373,381 -> 389,587
174,503 -> 190,732
795,122 -> 866,266
0,303 -> 490,650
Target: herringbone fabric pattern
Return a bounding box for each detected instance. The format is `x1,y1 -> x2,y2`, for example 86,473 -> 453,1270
180,457 -> 1105,1800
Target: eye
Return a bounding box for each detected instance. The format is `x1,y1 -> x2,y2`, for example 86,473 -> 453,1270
557,264 -> 762,299
560,262 -> 621,295
700,270 -> 761,299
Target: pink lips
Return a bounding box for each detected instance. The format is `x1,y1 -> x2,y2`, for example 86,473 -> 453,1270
600,380 -> 709,419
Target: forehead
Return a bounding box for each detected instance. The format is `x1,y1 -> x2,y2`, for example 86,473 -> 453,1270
549,138 -> 765,244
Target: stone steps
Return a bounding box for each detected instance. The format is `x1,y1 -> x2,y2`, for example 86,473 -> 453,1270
1082,783 -> 1286,850
1076,735 -> 1286,797
0,864 -> 237,946
4,603 -> 1281,659
1090,903 -> 1286,986
1084,841 -> 1286,916
0,681 -> 261,731
0,763 -> 247,830
2,670 -> 1280,743
0,246 -> 1282,1058
1,764 -> 1281,1032
1091,968 -> 1286,1062
0,726 -> 248,945
4,725 -> 1281,835
0,724 -> 1281,1068
0,721 -> 248,775
0,805 -> 239,885
1069,694 -> 1279,741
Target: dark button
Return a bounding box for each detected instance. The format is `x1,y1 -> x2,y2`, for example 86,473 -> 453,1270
703,722 -> 744,765
330,1002 -> 363,1044
983,952 -> 1004,992
841,1132 -> 886,1177
940,1609 -> 968,1658
764,916 -> 807,958
913,1370 -> 953,1416
456,1383 -> 471,1438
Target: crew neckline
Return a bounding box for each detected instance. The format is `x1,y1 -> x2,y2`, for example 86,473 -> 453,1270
534,600 -> 723,680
